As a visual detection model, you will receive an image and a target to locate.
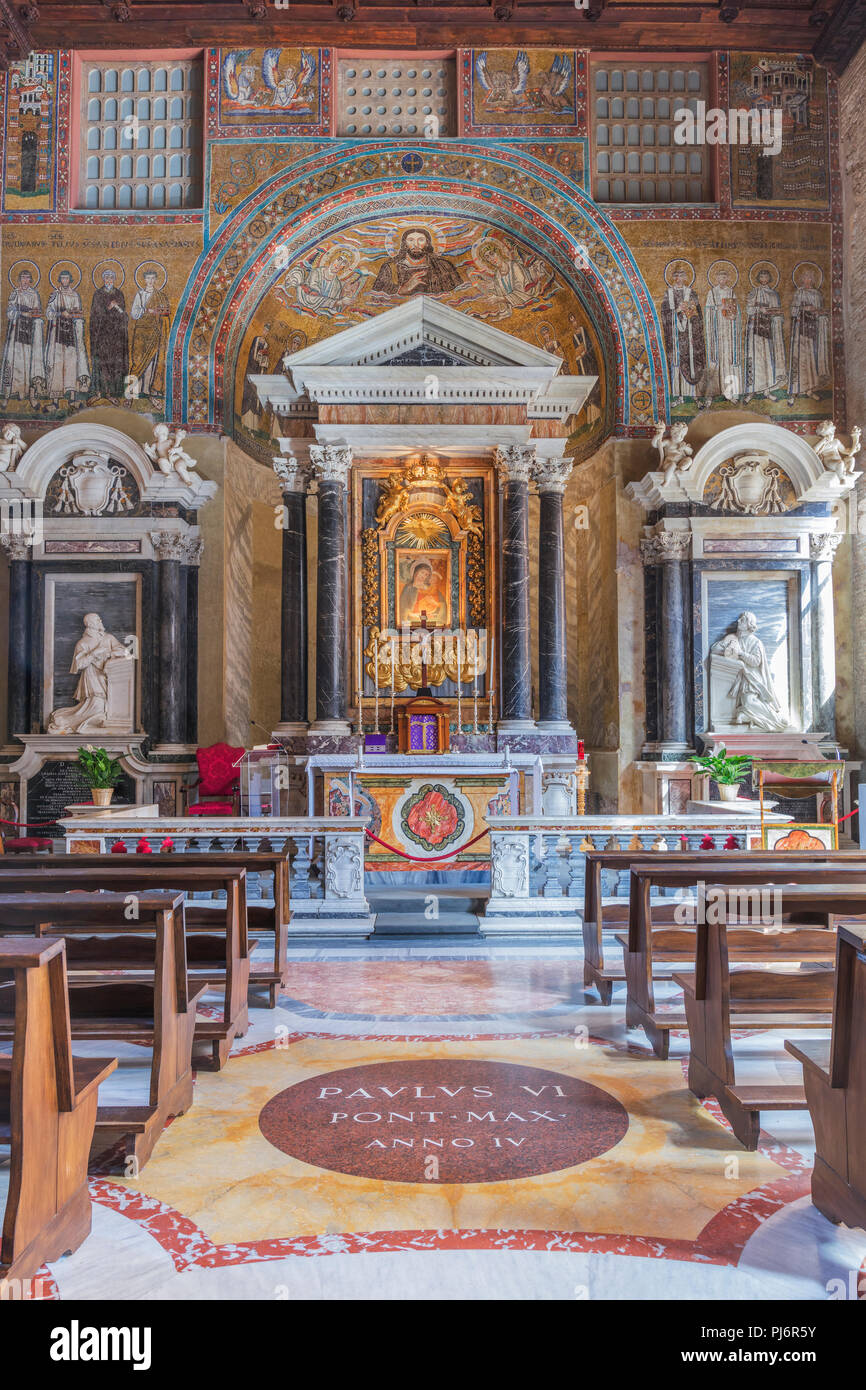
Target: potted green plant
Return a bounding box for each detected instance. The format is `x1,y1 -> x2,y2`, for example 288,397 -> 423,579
689,746 -> 753,803
77,745 -> 123,808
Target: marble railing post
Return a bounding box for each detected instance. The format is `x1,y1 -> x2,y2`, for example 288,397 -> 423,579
810,531 -> 842,733
309,445 -> 352,733
151,530 -> 200,749
496,445 -> 535,730
1,534 -> 32,738
273,456 -> 310,733
533,456 -> 573,732
641,528 -> 692,751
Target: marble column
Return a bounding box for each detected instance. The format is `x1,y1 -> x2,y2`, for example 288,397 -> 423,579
273,456 -> 310,733
496,445 -> 535,730
1,534 -> 32,738
151,530 -> 196,750
533,456 -> 573,731
810,531 -> 842,733
309,445 -> 352,733
641,528 -> 692,750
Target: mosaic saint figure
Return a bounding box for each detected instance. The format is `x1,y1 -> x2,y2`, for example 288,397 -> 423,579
704,262 -> 742,401
371,228 -> 462,299
744,265 -> 787,401
660,262 -> 707,407
89,268 -> 129,401
467,238 -> 551,318
129,268 -> 171,404
0,269 -> 45,406
787,265 -> 830,405
44,268 -> 90,408
283,248 -> 363,317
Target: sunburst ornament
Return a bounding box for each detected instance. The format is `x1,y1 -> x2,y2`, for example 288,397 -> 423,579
395,513 -> 449,548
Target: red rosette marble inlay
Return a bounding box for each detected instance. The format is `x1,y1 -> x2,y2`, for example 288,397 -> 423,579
259,1058 -> 628,1184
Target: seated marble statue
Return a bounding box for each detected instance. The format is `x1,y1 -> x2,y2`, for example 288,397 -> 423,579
47,612 -> 130,734
710,610 -> 787,732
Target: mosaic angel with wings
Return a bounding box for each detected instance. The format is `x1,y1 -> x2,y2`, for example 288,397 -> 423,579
261,49 -> 317,109
475,50 -> 573,115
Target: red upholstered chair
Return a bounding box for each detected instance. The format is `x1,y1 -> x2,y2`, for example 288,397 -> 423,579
184,743 -> 244,816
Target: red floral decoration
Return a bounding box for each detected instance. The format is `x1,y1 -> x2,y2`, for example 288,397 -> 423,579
160,837 -> 175,853
723,835 -> 739,850
404,786 -> 461,849
700,834 -> 715,850
136,837 -> 153,854
110,840 -> 128,854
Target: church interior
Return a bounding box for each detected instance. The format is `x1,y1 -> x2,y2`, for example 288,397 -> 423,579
2,0 -> 866,1330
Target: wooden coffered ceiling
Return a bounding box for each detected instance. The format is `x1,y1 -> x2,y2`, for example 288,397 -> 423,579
2,0 -> 865,72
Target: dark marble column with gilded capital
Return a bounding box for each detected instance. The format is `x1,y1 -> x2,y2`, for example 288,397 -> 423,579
533,455 -> 573,732
309,445 -> 352,733
640,527 -> 692,751
1,534 -> 33,739
150,529 -> 199,750
273,455 -> 310,734
495,445 -> 535,731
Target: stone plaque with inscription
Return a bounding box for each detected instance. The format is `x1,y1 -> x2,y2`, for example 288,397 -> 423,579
27,761 -> 136,837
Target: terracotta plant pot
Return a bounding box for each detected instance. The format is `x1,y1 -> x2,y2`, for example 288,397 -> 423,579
717,783 -> 740,802
91,787 -> 115,807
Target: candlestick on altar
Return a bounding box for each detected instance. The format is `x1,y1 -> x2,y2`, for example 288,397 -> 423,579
357,632 -> 363,733
488,624 -> 495,734
389,635 -> 396,734
373,639 -> 380,732
576,749 -> 590,817
472,629 -> 479,734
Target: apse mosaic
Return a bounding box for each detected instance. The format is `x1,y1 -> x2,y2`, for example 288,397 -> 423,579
234,215 -> 607,459
627,219 -> 834,423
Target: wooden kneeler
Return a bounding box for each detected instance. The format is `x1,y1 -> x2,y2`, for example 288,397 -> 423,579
786,922 -> 866,1232
0,938 -> 116,1285
675,919 -> 835,1149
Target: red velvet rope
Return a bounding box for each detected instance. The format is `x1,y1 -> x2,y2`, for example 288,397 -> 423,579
364,826 -> 491,863
0,816 -> 58,829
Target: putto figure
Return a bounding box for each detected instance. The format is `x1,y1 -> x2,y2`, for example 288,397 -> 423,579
145,423 -> 199,487
652,420 -> 694,484
814,421 -> 861,478
0,422 -> 26,472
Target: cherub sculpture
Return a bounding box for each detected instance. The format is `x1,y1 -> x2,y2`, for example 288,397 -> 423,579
0,422 -> 26,473
814,421 -> 861,478
652,420 -> 694,484
145,423 -> 199,488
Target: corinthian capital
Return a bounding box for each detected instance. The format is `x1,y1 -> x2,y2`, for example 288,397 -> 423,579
532,456 -> 574,494
0,532 -> 32,560
495,444 -> 536,484
809,531 -> 843,563
150,529 -> 203,563
640,528 -> 691,564
309,445 -> 352,486
273,455 -> 311,496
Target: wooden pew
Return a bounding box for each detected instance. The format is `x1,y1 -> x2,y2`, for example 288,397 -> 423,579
675,915 -> 839,1149
9,851 -> 291,1008
583,848 -> 866,1005
0,892 -> 203,1172
0,865 -> 249,1069
622,862 -> 866,1057
0,938 -> 116,1286
786,921 -> 866,1232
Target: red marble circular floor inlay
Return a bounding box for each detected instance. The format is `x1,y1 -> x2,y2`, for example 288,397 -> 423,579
259,1059 -> 628,1184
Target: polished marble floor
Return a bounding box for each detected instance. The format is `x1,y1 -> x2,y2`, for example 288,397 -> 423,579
23,936 -> 866,1301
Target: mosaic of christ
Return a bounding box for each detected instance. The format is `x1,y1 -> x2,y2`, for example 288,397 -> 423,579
233,215 -> 606,457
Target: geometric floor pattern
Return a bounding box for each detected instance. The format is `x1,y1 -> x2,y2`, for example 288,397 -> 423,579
34,941 -> 866,1301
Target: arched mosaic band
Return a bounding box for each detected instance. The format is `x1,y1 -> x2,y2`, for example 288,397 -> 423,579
169,140 -> 669,433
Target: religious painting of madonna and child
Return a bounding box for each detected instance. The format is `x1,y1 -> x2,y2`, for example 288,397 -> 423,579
396,551 -> 452,630
627,220 -> 833,423
218,48 -> 324,126
232,215 -> 608,459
